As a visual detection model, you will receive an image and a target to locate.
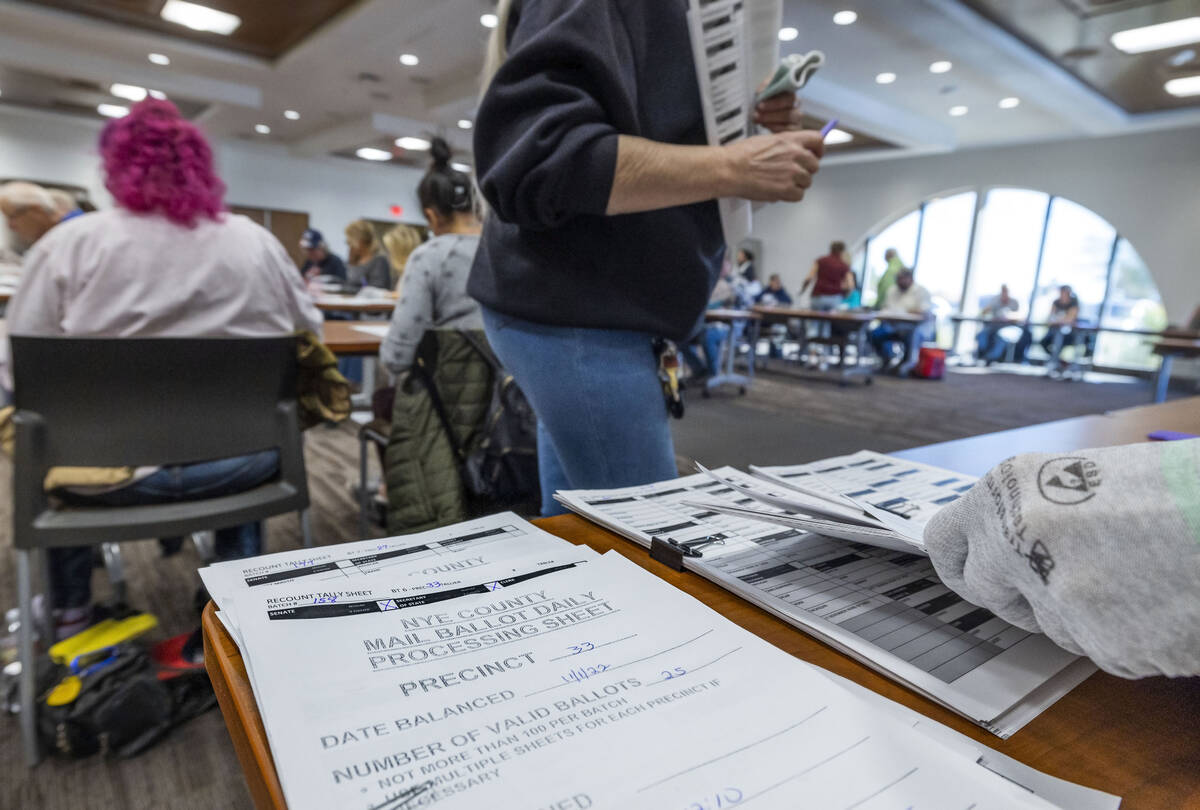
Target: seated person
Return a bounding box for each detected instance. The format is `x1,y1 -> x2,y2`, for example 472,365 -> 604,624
756,274 -> 793,359
974,284 -> 1020,364
0,181 -> 69,254
345,220 -> 394,291
755,274 -> 792,307
380,138 -> 483,375
869,268 -> 933,371
382,223 -> 426,290
299,229 -> 348,282
925,439 -> 1200,679
1016,285 -> 1080,371
681,261 -> 736,380
3,99 -> 322,648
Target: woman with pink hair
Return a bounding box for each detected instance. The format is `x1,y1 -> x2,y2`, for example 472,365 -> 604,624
4,99 -> 321,661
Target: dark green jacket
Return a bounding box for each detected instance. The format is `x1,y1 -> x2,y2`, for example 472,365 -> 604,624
384,330 -> 493,534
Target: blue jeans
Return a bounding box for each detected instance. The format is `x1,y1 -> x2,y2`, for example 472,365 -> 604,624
870,324 -> 914,363
49,450 -> 280,609
481,307 -> 678,516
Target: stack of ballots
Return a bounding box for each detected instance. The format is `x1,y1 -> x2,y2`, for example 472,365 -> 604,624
201,510 -> 1116,809
555,451 -> 1099,739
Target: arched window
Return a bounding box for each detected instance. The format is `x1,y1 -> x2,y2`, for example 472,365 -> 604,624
854,188 -> 1167,369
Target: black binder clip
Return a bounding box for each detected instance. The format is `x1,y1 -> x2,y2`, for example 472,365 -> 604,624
649,534 -> 726,571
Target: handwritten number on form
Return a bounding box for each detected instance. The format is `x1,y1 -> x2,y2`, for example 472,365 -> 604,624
567,642 -> 595,656
662,667 -> 686,680
684,787 -> 743,810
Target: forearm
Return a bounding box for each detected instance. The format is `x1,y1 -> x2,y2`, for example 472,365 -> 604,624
606,136 -> 733,216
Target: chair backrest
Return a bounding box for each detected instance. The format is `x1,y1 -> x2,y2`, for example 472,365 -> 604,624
11,335 -> 299,468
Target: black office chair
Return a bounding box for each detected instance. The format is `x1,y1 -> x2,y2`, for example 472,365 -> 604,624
10,335 -> 313,765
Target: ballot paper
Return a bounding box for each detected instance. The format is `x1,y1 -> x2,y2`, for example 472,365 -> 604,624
753,450 -> 982,545
556,469 -> 1095,737
228,550 -> 1061,810
689,462 -> 923,553
686,0 -> 753,248
352,324 -> 392,338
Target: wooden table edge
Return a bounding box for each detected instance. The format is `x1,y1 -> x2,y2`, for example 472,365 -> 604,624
204,604 -> 288,810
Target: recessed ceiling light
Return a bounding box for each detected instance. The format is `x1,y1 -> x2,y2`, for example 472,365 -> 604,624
399,53 -> 419,66
254,124 -> 271,135
778,27 -> 799,42
356,147 -> 393,162
284,110 -> 300,120
1165,74 -> 1200,97
451,162 -> 471,172
825,128 -> 854,145
109,83 -> 148,102
833,10 -> 857,25
395,136 -> 431,151
480,13 -> 498,28
930,60 -> 953,74
999,96 -> 1020,109
160,0 -> 241,35
457,119 -> 473,130
875,72 -> 897,84
97,103 -> 129,118
1111,17 -> 1200,55
148,90 -> 167,100
148,53 -> 171,66
949,105 -> 968,116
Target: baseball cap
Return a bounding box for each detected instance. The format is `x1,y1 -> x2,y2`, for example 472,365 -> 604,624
299,228 -> 323,249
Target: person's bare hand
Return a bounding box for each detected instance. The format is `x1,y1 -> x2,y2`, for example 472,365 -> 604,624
754,91 -> 804,133
722,130 -> 825,202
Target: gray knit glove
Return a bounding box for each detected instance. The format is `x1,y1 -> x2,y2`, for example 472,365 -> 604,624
924,440 -> 1200,679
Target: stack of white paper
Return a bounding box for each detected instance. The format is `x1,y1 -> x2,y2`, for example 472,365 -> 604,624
555,464 -> 1097,738
203,512 -> 1108,809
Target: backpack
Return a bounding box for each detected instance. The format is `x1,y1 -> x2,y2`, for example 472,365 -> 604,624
416,331 -> 539,507
36,645 -> 216,759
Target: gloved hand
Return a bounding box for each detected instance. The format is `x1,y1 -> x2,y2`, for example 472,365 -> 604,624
923,440 -> 1200,679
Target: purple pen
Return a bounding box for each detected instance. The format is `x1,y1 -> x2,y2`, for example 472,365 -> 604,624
820,118 -> 840,139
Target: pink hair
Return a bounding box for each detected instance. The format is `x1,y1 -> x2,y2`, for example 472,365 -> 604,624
99,99 -> 225,227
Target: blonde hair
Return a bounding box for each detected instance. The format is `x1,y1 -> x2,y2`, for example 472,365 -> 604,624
481,0 -> 515,94
383,224 -> 425,287
344,219 -> 380,261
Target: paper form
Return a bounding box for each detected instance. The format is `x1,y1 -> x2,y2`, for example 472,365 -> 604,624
556,470 -> 1092,737
754,450 -> 982,546
228,551 -> 1060,810
686,0 -> 753,248
821,672 -> 1121,810
200,513 -> 574,647
351,324 -> 392,338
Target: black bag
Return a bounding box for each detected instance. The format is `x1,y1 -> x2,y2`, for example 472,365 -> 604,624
38,645 -> 216,759
416,331 -> 539,507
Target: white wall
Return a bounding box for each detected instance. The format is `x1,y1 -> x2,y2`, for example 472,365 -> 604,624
0,107 -> 424,259
753,126 -> 1200,323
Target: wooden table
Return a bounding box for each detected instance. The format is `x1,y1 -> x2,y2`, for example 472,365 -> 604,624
894,395 -> 1200,476
314,296 -> 396,314
753,306 -> 880,385
320,320 -> 384,356
203,508 -> 1200,810
1152,338 -> 1200,403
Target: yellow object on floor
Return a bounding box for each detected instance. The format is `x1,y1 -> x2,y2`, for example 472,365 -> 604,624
48,613 -> 158,666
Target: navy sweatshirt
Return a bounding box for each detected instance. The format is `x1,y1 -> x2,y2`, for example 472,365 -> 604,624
468,0 -> 725,342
